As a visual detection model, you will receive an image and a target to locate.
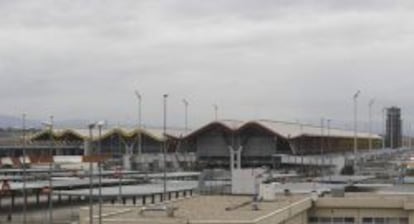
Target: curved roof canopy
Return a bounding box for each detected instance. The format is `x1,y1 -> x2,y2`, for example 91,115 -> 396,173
31,127 -> 186,142
184,119 -> 381,140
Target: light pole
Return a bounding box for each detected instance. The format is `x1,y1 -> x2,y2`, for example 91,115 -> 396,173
183,99 -> 189,133
368,99 -> 375,152
87,122 -> 96,224
327,119 -> 332,182
163,94 -> 168,202
134,90 -> 142,156
213,104 -> 218,121
320,118 -> 325,176
409,123 -> 412,149
22,113 -> 27,224
41,116 -> 54,224
353,90 -> 361,174
97,120 -> 105,224
382,107 -> 386,150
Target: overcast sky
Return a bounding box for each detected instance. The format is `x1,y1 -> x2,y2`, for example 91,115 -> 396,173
1,0 -> 414,130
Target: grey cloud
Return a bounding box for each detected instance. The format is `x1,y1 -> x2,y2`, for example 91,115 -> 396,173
1,0 -> 414,130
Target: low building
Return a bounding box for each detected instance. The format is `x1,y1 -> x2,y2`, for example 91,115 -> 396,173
79,192 -> 414,224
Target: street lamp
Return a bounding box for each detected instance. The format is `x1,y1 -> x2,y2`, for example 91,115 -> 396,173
87,122 -> 96,224
182,99 -> 189,133
382,107 -> 386,150
162,94 -> 168,202
368,99 -> 375,152
41,115 -> 54,224
134,90 -> 142,156
96,120 -> 105,224
213,104 -> 218,121
22,113 -> 27,224
320,118 -> 325,176
353,90 -> 361,174
327,119 -> 332,182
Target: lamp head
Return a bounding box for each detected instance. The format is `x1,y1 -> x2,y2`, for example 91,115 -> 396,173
353,90 -> 361,99
97,120 -> 106,127
88,122 -> 96,129
134,90 -> 141,99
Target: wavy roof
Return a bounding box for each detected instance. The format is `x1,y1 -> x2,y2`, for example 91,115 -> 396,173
185,119 -> 381,140
31,127 -> 186,142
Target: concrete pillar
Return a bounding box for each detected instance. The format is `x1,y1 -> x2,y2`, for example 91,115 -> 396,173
84,140 -> 92,156
151,194 -> 155,204
36,192 -> 40,205
142,196 -> 146,205
229,147 -> 234,172
237,146 -> 243,169
409,211 -> 414,224
132,196 -> 136,205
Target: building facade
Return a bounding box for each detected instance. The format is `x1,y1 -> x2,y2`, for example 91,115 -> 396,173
386,107 -> 403,149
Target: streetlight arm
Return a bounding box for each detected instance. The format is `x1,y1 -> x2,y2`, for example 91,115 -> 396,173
353,90 -> 361,99
134,90 -> 141,100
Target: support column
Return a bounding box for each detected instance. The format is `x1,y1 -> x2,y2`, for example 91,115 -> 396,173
409,211 -> 414,224
229,146 -> 235,172
237,146 -> 243,169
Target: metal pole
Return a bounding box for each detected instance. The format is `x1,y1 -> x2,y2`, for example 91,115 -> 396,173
382,108 -> 386,150
409,123 -> 412,149
213,104 -> 218,121
88,124 -> 95,224
353,90 -> 360,174
48,115 -> 54,224
327,119 -> 332,182
368,99 -> 375,152
118,166 -> 122,204
22,113 -> 27,224
98,123 -> 103,224
163,94 -> 168,202
135,91 -> 142,156
183,99 -> 189,133
390,109 -> 394,149
320,118 -> 324,176
299,123 -> 304,174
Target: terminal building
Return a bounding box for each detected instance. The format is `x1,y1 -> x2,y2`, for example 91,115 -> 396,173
0,119 -> 382,170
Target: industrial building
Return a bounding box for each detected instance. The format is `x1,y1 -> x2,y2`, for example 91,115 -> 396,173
386,107 -> 403,149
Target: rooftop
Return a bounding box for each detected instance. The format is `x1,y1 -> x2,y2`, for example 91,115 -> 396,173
81,195 -> 311,224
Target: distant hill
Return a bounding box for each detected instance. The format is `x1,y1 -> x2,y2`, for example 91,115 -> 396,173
0,115 -> 41,129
